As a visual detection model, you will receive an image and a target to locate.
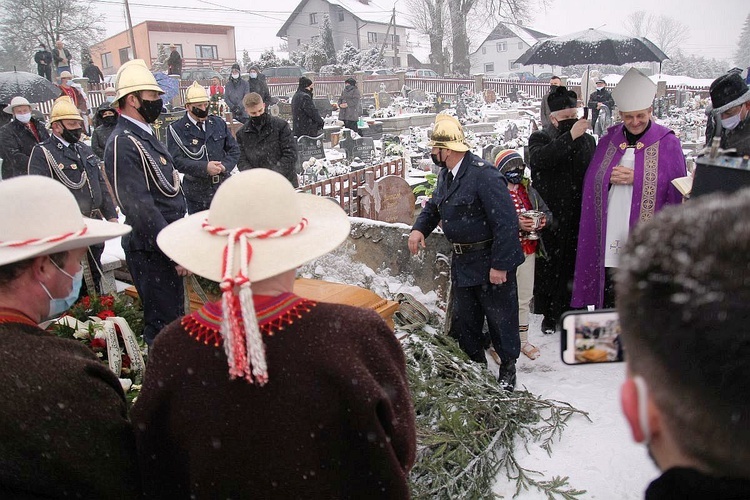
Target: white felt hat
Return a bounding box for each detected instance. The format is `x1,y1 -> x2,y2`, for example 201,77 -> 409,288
0,176 -> 130,266
612,68 -> 656,113
157,169 -> 350,283
3,96 -> 31,114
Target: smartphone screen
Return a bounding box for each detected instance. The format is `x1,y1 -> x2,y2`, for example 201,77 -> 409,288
560,309 -> 624,365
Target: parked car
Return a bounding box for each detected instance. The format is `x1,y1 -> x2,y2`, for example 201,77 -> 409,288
406,68 -> 440,78
536,72 -> 555,81
262,66 -> 306,78
365,68 -> 396,76
497,71 -> 538,82
181,68 -> 222,82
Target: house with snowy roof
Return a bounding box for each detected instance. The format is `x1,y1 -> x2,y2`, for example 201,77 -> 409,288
469,22 -> 555,76
277,0 -> 413,67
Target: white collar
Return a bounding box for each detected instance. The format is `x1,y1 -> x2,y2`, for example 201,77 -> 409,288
55,134 -> 71,148
448,155 -> 465,178
121,113 -> 153,135
187,113 -> 206,128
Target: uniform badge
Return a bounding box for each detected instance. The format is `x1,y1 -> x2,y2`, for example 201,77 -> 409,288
56,143 -> 63,150
160,156 -> 167,165
70,164 -> 77,170
192,139 -> 199,145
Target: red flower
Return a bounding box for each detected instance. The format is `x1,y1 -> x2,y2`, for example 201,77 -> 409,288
80,296 -> 91,308
121,355 -> 131,369
100,296 -> 115,308
90,338 -> 106,350
97,310 -> 115,320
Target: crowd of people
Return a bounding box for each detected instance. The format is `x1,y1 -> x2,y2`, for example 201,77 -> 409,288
0,55 -> 749,498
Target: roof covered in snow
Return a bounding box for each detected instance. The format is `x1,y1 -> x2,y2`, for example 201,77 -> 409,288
480,23 -> 553,48
277,0 -> 412,38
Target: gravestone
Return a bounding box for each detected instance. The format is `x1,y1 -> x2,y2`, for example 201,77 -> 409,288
482,144 -> 496,163
483,89 -> 497,104
503,122 -> 519,142
433,92 -> 448,113
296,134 -> 325,171
377,91 -> 392,107
153,109 -> 187,146
360,96 -> 376,116
341,135 -> 375,163
277,101 -> 293,122
359,173 -> 415,224
408,89 -> 427,103
313,97 -> 333,117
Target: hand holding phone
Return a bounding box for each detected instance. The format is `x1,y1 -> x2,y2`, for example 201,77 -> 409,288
560,309 -> 624,365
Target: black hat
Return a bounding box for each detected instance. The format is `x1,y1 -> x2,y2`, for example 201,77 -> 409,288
231,63 -> 241,72
249,64 -> 260,72
299,76 -> 313,89
547,86 -> 578,112
345,77 -> 356,86
710,72 -> 750,113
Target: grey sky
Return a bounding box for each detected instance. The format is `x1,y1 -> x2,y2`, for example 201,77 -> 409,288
96,0 -> 746,63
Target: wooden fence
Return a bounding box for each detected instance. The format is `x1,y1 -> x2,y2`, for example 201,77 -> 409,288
297,158 -> 404,216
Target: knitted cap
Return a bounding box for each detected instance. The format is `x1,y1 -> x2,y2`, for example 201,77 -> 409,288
493,149 -> 524,173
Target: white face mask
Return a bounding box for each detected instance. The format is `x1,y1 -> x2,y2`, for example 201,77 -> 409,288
15,112 -> 31,124
231,72 -> 240,79
249,72 -> 257,79
105,95 -> 115,103
721,112 -> 743,131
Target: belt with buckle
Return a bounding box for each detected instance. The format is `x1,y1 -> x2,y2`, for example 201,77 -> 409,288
452,239 -> 493,255
211,175 -> 221,184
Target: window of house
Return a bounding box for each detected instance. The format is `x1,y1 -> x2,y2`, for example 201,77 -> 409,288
485,63 -> 494,73
482,47 -> 486,55
496,42 -> 507,52
390,34 -> 400,46
118,47 -> 133,64
367,32 -> 378,43
518,42 -> 524,49
310,12 -> 317,24
338,9 -> 345,21
101,52 -> 113,69
196,45 -> 218,59
508,61 -> 520,70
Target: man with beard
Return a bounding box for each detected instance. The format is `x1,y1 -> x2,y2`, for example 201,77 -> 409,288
167,82 -> 239,213
528,86 -> 595,334
572,68 -> 685,310
540,75 -> 561,129
291,76 -> 324,138
617,188 -> 750,498
28,97 -> 118,293
225,63 -> 250,124
704,71 -> 750,156
104,59 -> 187,346
236,92 -> 297,187
408,115 -> 523,391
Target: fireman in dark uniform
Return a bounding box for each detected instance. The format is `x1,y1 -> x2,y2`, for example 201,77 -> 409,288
167,81 -> 239,214
104,59 -> 187,345
28,96 -> 118,293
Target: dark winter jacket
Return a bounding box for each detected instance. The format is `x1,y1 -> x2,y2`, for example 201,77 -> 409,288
587,87 -> 615,128
224,76 -> 250,123
52,47 -> 71,68
167,50 -> 182,76
247,74 -> 272,105
83,64 -> 104,84
337,84 -> 362,122
236,112 -> 298,187
33,48 -> 52,69
0,320 -> 141,499
705,113 -> 750,156
292,88 -> 324,138
645,467 -> 750,499
0,117 -> 49,179
92,123 -> 116,159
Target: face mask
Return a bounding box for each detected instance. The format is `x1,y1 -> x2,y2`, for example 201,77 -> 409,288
40,258 -> 83,318
61,126 -> 82,144
556,118 -> 578,133
250,112 -> 266,126
102,115 -> 118,126
105,96 -> 115,103
15,112 -> 31,124
431,152 -> 447,169
191,106 -> 208,119
249,72 -> 257,79
62,80 -> 71,87
721,112 -> 742,131
136,97 -> 163,124
231,72 -> 240,79
549,85 -> 558,93
504,169 -> 524,184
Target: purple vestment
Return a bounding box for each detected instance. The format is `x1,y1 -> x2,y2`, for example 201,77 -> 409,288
571,121 -> 686,308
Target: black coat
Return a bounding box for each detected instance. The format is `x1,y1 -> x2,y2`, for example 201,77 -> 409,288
224,77 -> 250,123
104,116 -> 186,252
34,49 -> 52,68
91,123 -> 115,159
247,75 -> 271,105
645,467 -> 750,500
412,152 -> 524,287
528,125 -> 595,319
705,113 -> 750,156
83,64 -> 104,84
0,118 -> 49,179
52,47 -> 71,68
587,88 -> 615,127
28,135 -> 118,220
236,113 -> 298,187
292,88 -> 324,138
167,51 -> 182,76
167,113 -> 240,212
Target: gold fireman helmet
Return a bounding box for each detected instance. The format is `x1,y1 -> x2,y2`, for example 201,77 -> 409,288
49,96 -> 83,123
113,59 -> 164,106
429,114 -> 469,152
184,81 -> 209,105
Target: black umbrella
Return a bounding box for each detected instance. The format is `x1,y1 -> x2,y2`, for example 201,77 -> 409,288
0,70 -> 61,105
514,28 -> 669,67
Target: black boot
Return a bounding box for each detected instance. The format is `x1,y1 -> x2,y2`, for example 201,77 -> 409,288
497,359 -> 517,392
542,316 -> 556,335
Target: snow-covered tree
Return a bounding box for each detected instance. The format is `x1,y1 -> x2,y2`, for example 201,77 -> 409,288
336,41 -> 361,74
289,49 -> 306,69
151,44 -> 169,72
735,13 -> 750,68
321,14 -> 336,64
304,42 -> 328,72
241,49 -> 252,71
358,46 -> 386,70
258,48 -> 281,69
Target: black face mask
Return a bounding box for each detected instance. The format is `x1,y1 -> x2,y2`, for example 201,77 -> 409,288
191,106 -> 208,119
556,118 -> 578,134
431,152 -> 447,169
306,87 -> 314,96
250,112 -> 266,127
102,115 -> 118,126
549,85 -> 558,93
136,97 -> 163,124
504,169 -> 524,184
61,126 -> 82,144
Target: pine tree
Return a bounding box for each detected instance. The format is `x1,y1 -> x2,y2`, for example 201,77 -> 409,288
304,41 -> 328,72
151,44 -> 169,72
241,49 -> 252,71
735,13 -> 750,68
321,14 -> 337,64
258,49 -> 281,69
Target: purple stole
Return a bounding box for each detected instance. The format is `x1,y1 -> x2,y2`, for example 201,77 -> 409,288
571,122 -> 687,308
